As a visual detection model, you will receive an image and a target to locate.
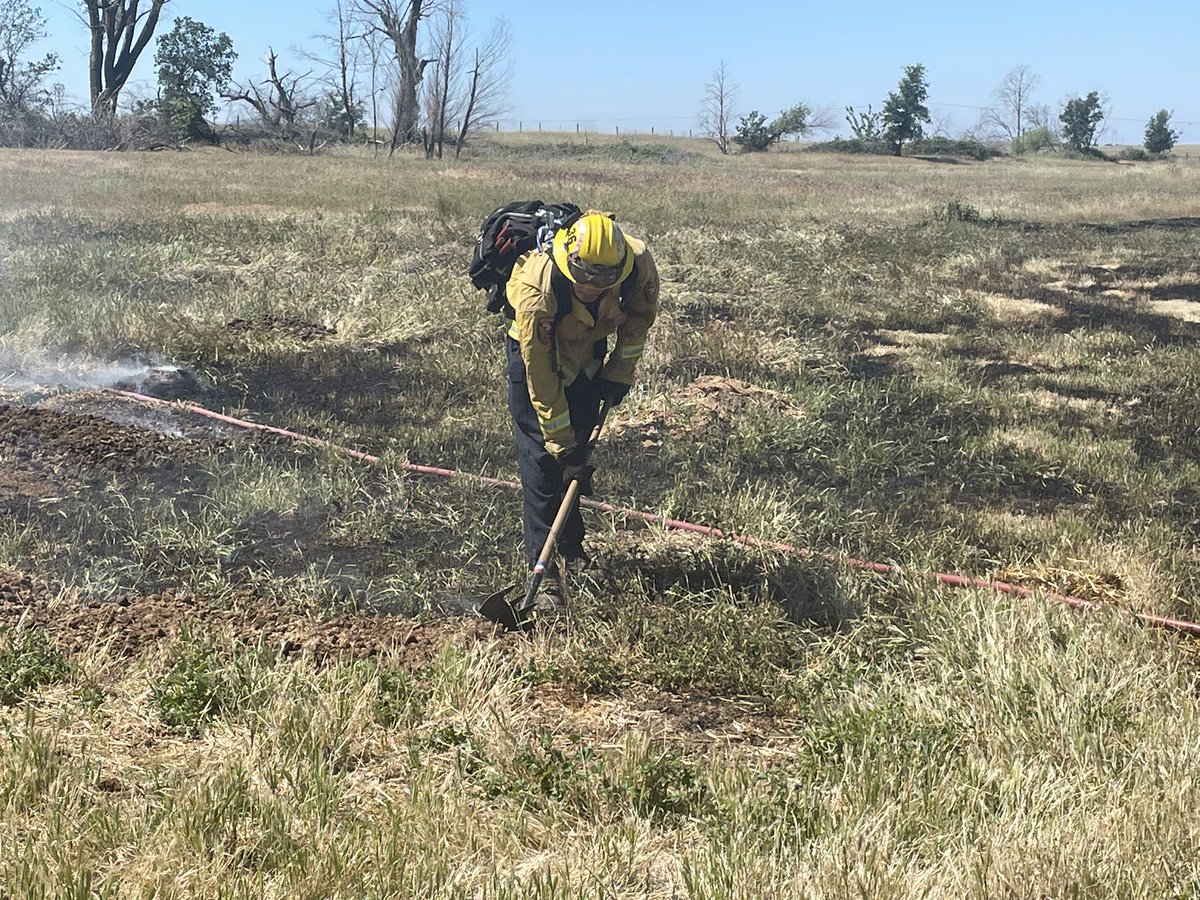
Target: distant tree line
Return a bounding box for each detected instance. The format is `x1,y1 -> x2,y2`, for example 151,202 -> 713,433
700,60 -> 1183,161
0,0 -> 513,153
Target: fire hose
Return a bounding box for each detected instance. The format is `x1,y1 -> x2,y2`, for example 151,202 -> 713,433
106,388 -> 1200,639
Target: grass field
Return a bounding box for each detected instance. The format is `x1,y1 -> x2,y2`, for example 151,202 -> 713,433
0,137 -> 1199,897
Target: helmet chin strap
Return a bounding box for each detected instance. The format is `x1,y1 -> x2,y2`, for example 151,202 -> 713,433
571,285 -> 609,307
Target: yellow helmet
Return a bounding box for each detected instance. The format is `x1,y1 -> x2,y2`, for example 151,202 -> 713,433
552,212 -> 638,287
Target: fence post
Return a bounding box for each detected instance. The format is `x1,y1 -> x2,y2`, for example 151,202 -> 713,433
616,125 -> 620,135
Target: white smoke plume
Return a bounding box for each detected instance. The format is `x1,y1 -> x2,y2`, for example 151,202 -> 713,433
0,338 -> 180,394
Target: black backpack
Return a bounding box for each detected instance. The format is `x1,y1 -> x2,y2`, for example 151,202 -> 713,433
469,200 -> 583,317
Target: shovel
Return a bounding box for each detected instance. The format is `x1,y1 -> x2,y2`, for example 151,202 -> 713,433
480,402 -> 609,632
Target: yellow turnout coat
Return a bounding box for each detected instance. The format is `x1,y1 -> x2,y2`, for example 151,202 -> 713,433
505,243 -> 660,456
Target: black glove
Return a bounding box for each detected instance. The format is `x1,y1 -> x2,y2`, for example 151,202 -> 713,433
598,377 -> 631,407
558,446 -> 595,496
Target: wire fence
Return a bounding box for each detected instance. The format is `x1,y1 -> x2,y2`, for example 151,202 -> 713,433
487,103 -> 1200,146
488,119 -> 698,138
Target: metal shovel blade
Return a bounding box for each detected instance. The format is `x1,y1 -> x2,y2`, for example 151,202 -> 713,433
478,584 -> 533,633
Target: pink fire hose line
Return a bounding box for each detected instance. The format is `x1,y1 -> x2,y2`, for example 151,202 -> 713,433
106,388 -> 1200,638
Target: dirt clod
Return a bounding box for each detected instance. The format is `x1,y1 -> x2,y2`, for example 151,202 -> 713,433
224,315 -> 337,343
0,403 -> 194,474
613,375 -> 805,445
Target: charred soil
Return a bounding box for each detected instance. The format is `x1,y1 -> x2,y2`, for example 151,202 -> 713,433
0,392 -> 508,664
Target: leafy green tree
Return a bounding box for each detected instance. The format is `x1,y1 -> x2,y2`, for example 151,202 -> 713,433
732,110 -> 770,151
319,88 -> 364,136
1059,91 -> 1104,152
772,104 -> 810,138
1144,109 -> 1179,154
845,104 -> 882,141
882,64 -> 930,156
1011,126 -> 1057,155
733,102 -> 811,152
0,0 -> 59,115
154,16 -> 235,141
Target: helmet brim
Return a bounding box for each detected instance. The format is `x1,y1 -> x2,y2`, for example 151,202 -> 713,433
552,228 -> 641,286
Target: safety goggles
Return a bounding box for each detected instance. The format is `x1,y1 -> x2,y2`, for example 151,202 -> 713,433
567,251 -> 626,288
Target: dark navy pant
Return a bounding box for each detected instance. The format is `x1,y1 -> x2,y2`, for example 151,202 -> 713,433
506,336 -> 602,569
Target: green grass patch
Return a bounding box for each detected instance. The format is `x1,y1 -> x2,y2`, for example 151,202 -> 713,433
0,628 -> 71,706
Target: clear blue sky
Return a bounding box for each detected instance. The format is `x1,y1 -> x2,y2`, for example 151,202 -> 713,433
32,0 -> 1200,144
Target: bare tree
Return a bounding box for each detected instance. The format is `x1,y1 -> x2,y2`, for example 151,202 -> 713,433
322,3 -> 388,150
698,61 -> 737,154
222,49 -> 318,139
306,0 -> 365,139
980,64 -> 1039,141
453,16 -> 510,158
1025,102 -> 1053,132
417,4 -> 512,160
930,108 -> 955,138
79,0 -> 169,114
362,24 -> 387,153
804,106 -> 837,134
356,0 -> 434,149
420,0 -> 462,158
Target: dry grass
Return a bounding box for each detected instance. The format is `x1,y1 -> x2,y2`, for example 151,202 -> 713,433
2,593 -> 1198,897
1,135 -> 1200,896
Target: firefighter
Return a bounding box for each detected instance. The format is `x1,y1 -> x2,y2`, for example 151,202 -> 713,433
504,211 -> 660,615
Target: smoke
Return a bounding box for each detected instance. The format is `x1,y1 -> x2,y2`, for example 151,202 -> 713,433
0,340 -> 182,395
